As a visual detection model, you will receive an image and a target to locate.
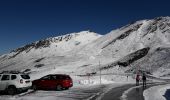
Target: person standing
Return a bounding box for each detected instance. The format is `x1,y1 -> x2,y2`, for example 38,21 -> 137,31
136,74 -> 140,86
142,73 -> 146,87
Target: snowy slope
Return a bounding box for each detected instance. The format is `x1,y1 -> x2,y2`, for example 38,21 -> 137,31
0,17 -> 170,83
92,17 -> 170,79
0,31 -> 102,79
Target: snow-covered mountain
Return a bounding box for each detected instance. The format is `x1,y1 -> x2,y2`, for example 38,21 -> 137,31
0,31 -> 102,75
1,16 -> 170,83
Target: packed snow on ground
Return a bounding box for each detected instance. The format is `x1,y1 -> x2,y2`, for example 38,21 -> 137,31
143,84 -> 170,100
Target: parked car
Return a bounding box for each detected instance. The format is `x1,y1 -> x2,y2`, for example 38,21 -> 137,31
0,71 -> 32,95
32,74 -> 73,90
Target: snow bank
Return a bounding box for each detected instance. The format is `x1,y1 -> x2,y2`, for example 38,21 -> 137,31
71,75 -> 135,86
143,84 -> 170,100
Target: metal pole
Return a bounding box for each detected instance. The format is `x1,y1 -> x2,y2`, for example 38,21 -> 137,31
88,74 -> 90,84
112,50 -> 113,58
99,61 -> 101,84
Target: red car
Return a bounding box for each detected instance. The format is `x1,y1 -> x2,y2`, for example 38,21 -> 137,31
32,74 -> 73,90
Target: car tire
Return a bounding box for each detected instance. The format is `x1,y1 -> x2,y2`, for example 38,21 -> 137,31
64,87 -> 69,90
7,86 -> 17,95
23,89 -> 28,92
32,85 -> 37,91
56,85 -> 62,91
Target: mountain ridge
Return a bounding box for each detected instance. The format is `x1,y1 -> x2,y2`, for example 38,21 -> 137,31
1,16 -> 170,82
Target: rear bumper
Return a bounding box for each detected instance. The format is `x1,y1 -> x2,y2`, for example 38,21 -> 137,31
16,82 -> 32,89
17,86 -> 31,91
63,83 -> 73,88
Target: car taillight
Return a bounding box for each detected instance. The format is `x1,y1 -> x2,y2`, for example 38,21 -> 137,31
64,80 -> 72,84
20,79 -> 23,84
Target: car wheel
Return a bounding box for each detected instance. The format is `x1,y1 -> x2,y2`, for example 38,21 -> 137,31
23,89 -> 28,92
64,87 -> 69,90
56,85 -> 62,91
32,85 -> 37,91
7,86 -> 17,95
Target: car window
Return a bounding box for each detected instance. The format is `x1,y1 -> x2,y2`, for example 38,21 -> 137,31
41,75 -> 50,80
63,75 -> 70,79
11,75 -> 17,80
54,75 -> 62,80
1,75 -> 10,81
21,75 -> 30,79
51,75 -> 57,80
57,75 -> 70,80
59,76 -> 64,79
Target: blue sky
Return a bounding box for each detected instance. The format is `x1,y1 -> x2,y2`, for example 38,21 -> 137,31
0,0 -> 170,54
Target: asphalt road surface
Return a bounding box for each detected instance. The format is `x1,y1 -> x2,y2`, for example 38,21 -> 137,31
100,83 -> 166,100
0,83 -> 167,100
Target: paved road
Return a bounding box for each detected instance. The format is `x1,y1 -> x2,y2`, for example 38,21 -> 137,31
100,83 -> 166,100
126,84 -> 154,100
100,84 -> 134,100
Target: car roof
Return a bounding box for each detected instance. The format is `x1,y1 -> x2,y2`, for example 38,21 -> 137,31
50,74 -> 68,76
0,71 -> 29,75
44,74 -> 69,77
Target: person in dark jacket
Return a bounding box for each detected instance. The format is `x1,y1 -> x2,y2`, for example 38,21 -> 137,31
142,73 -> 146,87
136,74 -> 140,86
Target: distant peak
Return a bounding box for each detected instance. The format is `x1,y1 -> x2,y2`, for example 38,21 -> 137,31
119,16 -> 170,31
9,30 -> 102,57
72,30 -> 101,35
154,16 -> 170,20
52,30 -> 101,38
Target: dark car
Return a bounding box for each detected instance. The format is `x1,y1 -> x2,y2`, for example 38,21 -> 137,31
32,74 -> 73,90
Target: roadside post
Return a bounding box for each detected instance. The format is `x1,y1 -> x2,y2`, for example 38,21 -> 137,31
99,60 -> 101,84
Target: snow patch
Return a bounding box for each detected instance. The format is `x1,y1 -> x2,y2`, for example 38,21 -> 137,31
143,84 -> 170,100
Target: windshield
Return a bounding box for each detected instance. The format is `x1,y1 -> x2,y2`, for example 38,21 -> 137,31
21,74 -> 30,79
